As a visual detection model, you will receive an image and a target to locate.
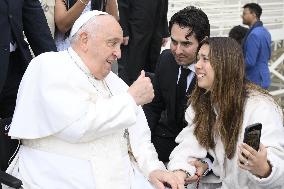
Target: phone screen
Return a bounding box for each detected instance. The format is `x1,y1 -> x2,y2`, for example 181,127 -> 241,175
243,123 -> 262,151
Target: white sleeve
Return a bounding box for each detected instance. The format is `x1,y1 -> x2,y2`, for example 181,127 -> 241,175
202,157 -> 213,171
50,72 -> 138,143
9,55 -> 139,140
245,98 -> 284,188
55,93 -> 139,143
128,107 -> 167,178
167,106 -> 207,176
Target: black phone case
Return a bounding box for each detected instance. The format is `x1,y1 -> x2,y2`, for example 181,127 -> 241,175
243,123 -> 262,151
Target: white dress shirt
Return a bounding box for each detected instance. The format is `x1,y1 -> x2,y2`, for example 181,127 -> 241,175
177,64 -> 196,91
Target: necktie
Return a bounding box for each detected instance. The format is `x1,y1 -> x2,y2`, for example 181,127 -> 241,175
10,31 -> 17,52
176,67 -> 191,128
10,32 -> 15,44
177,67 -> 190,99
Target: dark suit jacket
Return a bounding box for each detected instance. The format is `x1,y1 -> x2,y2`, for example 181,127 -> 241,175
143,49 -> 196,162
117,0 -> 169,83
118,0 -> 168,37
0,0 -> 56,93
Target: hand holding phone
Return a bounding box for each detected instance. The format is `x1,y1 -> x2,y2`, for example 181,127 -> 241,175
243,123 -> 262,151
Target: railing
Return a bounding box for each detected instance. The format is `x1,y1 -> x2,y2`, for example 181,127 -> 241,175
269,46 -> 284,108
168,0 -> 284,36
167,0 -> 284,108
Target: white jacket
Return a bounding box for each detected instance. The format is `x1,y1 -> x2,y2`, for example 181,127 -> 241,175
168,92 -> 284,189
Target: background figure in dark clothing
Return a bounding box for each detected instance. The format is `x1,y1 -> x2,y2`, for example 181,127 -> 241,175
143,6 -> 210,163
118,0 -> 169,85
229,25 -> 248,45
0,0 -> 56,171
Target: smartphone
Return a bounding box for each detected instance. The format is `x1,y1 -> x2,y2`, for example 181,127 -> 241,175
243,123 -> 262,151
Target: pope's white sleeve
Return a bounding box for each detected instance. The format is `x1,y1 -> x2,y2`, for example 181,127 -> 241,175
128,107 -> 167,178
55,93 -> 139,143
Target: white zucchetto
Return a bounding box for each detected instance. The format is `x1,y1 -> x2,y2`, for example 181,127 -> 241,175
70,10 -> 108,37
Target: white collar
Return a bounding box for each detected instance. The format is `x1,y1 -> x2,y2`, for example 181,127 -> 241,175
182,63 -> 195,73
67,47 -> 94,78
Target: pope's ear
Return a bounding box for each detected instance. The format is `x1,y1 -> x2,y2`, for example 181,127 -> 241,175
79,32 -> 89,51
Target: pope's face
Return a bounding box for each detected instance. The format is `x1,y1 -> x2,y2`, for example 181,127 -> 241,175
170,24 -> 199,66
86,17 -> 123,79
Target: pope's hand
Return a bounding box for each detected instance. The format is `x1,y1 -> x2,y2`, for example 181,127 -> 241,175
172,170 -> 187,188
128,70 -> 154,106
149,170 -> 183,189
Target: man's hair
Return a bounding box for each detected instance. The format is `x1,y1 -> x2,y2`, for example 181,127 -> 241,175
243,3 -> 262,19
169,6 -> 210,42
228,25 -> 248,45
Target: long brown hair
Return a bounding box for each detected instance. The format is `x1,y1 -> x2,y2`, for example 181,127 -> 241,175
191,37 -> 248,159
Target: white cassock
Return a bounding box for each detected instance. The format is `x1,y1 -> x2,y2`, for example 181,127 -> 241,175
4,47 -> 166,189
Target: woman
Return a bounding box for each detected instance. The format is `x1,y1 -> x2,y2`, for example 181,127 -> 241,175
54,0 -> 119,50
168,37 -> 284,189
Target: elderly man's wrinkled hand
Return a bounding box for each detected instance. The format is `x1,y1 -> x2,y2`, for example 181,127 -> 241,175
149,170 -> 184,189
128,70 -> 154,106
172,170 -> 187,188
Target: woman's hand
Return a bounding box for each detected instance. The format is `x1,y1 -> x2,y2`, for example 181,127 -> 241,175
184,160 -> 209,184
238,143 -> 272,178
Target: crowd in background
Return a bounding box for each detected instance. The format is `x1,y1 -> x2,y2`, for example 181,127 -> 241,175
0,1 -> 283,189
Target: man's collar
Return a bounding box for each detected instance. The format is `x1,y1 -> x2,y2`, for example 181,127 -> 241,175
182,63 -> 195,73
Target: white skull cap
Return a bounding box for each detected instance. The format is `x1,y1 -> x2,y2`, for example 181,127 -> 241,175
70,10 -> 108,37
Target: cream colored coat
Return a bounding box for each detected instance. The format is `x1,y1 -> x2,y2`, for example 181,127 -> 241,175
168,93 -> 284,189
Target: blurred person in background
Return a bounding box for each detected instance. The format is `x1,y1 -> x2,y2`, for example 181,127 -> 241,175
39,0 -> 56,38
118,0 -> 169,85
228,25 -> 248,46
242,3 -> 271,89
54,0 -> 119,51
0,0 -> 56,171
